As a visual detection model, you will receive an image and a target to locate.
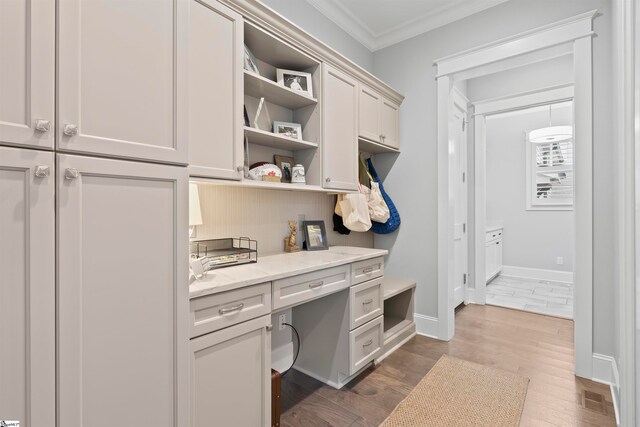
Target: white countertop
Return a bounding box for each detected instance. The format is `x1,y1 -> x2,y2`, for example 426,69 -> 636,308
486,225 -> 503,233
189,246 -> 388,299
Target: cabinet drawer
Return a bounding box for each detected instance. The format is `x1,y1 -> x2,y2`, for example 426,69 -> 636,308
273,265 -> 350,310
190,283 -> 271,338
350,277 -> 383,330
349,316 -> 383,374
352,257 -> 384,285
485,230 -> 502,242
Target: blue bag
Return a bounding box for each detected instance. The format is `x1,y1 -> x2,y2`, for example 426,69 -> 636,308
367,158 -> 400,234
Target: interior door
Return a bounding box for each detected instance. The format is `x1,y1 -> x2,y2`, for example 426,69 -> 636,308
188,0 -> 244,180
57,154 -> 188,427
451,88 -> 468,307
57,0 -> 188,164
323,64 -> 359,191
0,0 -> 55,149
0,146 -> 55,426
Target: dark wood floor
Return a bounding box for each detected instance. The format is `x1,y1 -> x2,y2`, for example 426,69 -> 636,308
280,304 -> 616,426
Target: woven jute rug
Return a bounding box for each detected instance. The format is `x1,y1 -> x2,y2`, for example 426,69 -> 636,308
380,355 -> 529,427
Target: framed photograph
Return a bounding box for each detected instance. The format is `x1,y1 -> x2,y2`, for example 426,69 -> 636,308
302,221 -> 328,251
244,45 -> 260,75
276,69 -> 313,98
274,155 -> 295,183
273,121 -> 302,141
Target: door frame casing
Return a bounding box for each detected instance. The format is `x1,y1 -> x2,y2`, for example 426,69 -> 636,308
435,11 -> 596,379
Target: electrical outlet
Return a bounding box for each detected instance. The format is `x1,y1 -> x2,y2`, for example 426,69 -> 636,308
557,256 -> 564,265
278,313 -> 287,331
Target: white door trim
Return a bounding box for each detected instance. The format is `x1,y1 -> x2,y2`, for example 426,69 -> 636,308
435,12 -> 595,381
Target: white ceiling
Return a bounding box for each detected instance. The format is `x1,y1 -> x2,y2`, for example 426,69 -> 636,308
304,0 -> 511,51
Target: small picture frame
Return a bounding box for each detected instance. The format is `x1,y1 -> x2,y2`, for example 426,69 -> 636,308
244,45 -> 260,75
274,155 -> 295,183
302,221 -> 328,251
273,121 -> 302,141
276,69 -> 313,98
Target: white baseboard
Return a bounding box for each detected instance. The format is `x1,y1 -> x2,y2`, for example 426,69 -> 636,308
591,353 -> 620,426
414,313 -> 438,339
501,265 -> 573,283
466,287 -> 484,305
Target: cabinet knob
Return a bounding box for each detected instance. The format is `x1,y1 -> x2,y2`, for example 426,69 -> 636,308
63,124 -> 78,136
65,168 -> 79,180
236,165 -> 244,172
325,177 -> 331,183
266,325 -> 273,332
34,165 -> 50,178
35,119 -> 51,132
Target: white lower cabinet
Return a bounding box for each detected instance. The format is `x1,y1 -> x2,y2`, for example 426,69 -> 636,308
190,315 -> 271,427
485,230 -> 503,282
0,147 -> 55,426
57,154 -> 189,427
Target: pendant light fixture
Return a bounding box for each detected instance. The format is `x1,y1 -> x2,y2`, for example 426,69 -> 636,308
529,104 -> 573,143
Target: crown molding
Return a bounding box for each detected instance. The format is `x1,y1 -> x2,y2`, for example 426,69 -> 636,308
305,0 -> 510,52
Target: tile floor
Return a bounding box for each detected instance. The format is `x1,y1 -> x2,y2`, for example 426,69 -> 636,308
486,275 -> 573,319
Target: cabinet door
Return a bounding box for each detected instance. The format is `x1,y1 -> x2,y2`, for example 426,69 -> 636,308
323,64 -> 359,191
57,0 -> 188,164
0,147 -> 55,426
190,315 -> 271,427
496,240 -> 503,273
188,0 -> 244,180
0,0 -> 55,149
57,154 -> 188,427
485,243 -> 497,282
358,84 -> 381,143
380,97 -> 400,149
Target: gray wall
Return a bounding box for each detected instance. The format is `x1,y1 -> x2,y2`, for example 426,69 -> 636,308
258,0 -> 374,72
372,0 -> 615,356
485,103 -> 574,272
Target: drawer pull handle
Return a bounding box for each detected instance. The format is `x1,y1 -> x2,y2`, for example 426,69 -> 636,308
362,298 -> 373,305
309,281 -> 324,289
219,303 -> 244,315
362,267 -> 374,274
363,339 -> 373,347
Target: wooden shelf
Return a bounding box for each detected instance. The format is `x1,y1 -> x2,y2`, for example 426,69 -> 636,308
244,127 -> 318,151
245,71 -> 317,109
358,138 -> 400,155
383,277 -> 416,300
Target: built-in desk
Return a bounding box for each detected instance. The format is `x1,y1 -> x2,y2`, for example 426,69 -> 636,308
188,247 -> 398,427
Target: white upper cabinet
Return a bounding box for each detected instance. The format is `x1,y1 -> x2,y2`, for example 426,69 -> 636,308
57,154 -> 188,427
0,146 -> 55,427
358,83 -> 400,150
57,0 -> 188,164
188,0 -> 244,180
323,64 -> 359,191
0,0 -> 55,149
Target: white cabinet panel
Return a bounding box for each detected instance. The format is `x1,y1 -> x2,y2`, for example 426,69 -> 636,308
57,154 -> 188,427
0,147 -> 55,426
380,98 -> 400,149
358,84 -> 381,142
0,0 -> 55,149
190,315 -> 271,427
57,0 -> 187,164
188,0 -> 244,180
323,64 -> 358,191
486,242 -> 497,282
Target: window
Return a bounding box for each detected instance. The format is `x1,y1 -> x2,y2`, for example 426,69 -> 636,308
526,130 -> 573,210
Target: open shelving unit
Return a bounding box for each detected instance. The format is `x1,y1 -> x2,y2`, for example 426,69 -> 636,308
243,22 -> 322,191
377,278 -> 417,362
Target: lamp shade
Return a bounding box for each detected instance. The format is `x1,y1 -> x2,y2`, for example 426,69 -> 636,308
189,183 -> 203,226
528,125 -> 573,143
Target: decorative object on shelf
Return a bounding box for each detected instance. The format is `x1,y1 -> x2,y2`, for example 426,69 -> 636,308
273,121 -> 303,141
367,158 -> 401,234
274,155 -> 295,183
243,105 -> 250,127
291,164 -> 306,184
189,237 -> 258,270
243,44 -> 260,75
302,220 -> 328,251
189,183 -> 203,238
248,162 -> 282,182
284,220 -> 301,253
254,97 -> 266,129
276,69 -> 313,98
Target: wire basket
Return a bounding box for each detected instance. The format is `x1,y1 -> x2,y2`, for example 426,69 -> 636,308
189,237 -> 258,270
